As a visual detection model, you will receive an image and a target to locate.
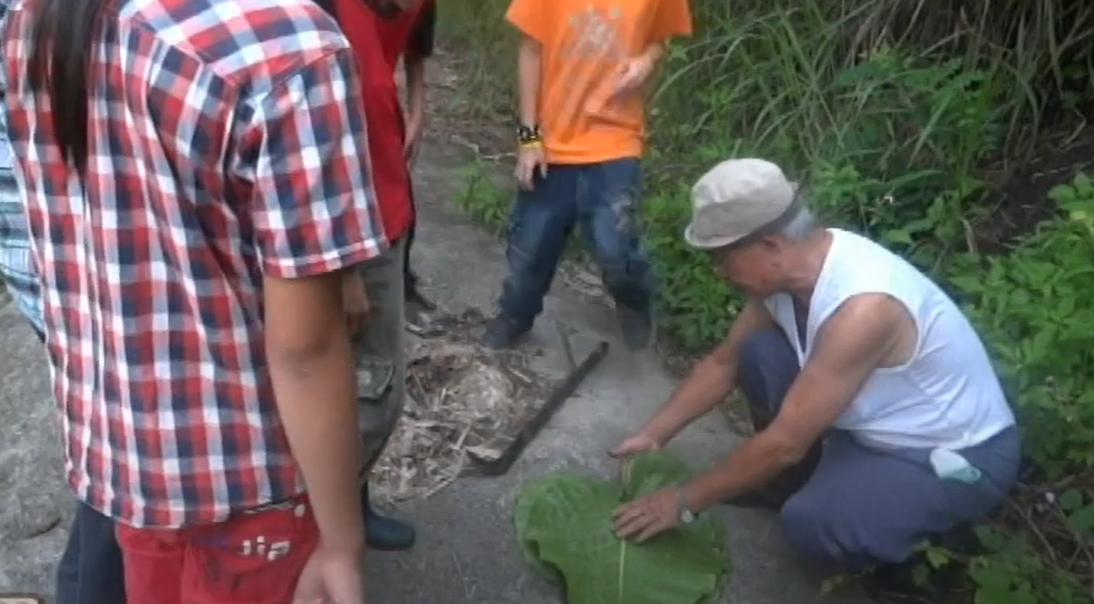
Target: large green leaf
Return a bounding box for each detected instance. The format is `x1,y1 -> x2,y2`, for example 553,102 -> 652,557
513,452 -> 730,604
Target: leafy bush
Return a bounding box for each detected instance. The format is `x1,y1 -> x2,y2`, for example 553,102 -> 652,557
948,174 -> 1094,475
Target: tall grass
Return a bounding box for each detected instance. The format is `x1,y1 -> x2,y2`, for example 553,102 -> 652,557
439,0 -> 1094,339
439,0 -> 1093,165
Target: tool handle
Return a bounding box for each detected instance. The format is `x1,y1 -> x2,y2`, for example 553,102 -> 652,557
474,341 -> 610,475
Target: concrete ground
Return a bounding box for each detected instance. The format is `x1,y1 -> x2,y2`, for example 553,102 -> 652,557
0,135 -> 871,604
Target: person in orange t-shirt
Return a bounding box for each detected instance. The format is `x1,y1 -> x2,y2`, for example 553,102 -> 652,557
483,0 -> 692,351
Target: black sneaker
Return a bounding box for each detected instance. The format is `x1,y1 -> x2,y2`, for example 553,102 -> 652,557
482,314 -> 532,350
862,558 -> 951,604
617,304 -> 655,351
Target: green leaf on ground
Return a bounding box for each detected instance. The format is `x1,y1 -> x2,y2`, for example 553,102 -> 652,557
513,452 -> 730,604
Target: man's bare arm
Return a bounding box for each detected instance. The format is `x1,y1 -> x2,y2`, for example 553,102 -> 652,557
264,270 -> 364,551
517,35 -> 541,127
640,298 -> 773,446
404,53 -> 425,124
403,0 -> 435,125
682,294 -> 907,511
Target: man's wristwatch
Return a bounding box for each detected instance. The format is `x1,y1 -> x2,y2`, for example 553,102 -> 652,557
676,487 -> 696,524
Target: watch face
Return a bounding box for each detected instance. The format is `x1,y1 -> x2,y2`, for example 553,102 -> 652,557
681,509 -> 695,524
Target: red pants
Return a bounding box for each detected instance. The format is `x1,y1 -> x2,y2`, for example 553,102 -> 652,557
115,496 -> 318,604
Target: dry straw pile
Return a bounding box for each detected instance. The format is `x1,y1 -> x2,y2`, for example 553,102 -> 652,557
370,311 -> 547,501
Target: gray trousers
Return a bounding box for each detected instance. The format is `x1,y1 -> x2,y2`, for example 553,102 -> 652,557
355,237 -> 407,475
737,329 -> 1022,571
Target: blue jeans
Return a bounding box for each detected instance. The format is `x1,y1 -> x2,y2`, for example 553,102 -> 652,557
737,329 -> 1022,571
498,158 -> 653,325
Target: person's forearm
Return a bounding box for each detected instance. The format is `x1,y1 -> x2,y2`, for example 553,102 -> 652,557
641,352 -> 738,445
404,55 -> 426,127
267,320 -> 364,550
640,40 -> 667,66
683,434 -> 796,512
517,36 -> 541,127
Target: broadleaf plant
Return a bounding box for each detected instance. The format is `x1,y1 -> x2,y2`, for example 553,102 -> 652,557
513,452 -> 730,604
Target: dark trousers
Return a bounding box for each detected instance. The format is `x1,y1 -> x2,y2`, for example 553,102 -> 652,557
36,322 -> 125,604
737,328 -> 1022,571
497,158 -> 653,325
54,500 -> 125,604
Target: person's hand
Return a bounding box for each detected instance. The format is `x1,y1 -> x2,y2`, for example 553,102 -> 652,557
292,542 -> 366,604
613,54 -> 656,99
609,432 -> 660,458
613,486 -> 682,543
404,116 -> 423,162
514,144 -> 547,191
342,271 -> 369,339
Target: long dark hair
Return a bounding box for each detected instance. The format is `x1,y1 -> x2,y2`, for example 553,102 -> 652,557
28,0 -> 109,179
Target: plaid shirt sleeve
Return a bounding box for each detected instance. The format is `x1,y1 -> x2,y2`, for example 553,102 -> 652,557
234,46 -> 388,278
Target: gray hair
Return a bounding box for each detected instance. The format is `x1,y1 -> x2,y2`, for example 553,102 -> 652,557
778,205 -> 821,242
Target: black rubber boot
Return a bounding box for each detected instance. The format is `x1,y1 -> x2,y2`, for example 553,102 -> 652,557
360,482 -> 416,551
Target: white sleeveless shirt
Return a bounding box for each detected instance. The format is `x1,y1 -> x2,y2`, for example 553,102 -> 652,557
762,228 -> 1016,451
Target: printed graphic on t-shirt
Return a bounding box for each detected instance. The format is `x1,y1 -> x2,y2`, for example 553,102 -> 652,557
553,5 -> 638,140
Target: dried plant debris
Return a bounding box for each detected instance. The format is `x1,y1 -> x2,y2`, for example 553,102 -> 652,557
370,310 -> 548,502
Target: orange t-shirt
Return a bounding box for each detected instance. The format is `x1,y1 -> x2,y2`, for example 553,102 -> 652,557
506,0 -> 692,165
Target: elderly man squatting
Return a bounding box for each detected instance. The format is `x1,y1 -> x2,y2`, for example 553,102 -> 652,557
611,158 -> 1021,598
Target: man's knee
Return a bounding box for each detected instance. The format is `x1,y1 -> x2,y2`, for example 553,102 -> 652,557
780,491 -> 922,570
780,495 -> 868,570
738,329 -> 792,374
737,329 -> 798,419
506,183 -> 572,259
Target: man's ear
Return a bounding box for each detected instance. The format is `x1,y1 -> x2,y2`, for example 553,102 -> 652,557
758,234 -> 784,252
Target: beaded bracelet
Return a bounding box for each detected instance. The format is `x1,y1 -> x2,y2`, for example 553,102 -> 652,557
516,123 -> 542,147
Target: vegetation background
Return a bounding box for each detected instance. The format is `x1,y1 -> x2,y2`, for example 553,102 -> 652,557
433,1 -> 1094,602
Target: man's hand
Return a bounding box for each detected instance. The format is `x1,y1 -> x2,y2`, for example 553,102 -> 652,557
609,432 -> 660,458
613,487 -> 682,543
292,541 -> 366,604
515,145 -> 547,191
404,114 -> 423,162
614,55 -> 655,97
342,270 -> 369,339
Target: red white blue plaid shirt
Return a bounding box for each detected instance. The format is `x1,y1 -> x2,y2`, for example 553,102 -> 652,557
1,0 -> 388,528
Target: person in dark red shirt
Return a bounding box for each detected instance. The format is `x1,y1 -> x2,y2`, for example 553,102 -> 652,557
321,0 -> 438,553
391,0 -> 441,335
338,0 -> 440,336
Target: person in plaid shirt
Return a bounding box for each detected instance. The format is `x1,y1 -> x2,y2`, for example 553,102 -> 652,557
1,0 -> 419,601
0,3 -> 127,603
0,0 -> 40,339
